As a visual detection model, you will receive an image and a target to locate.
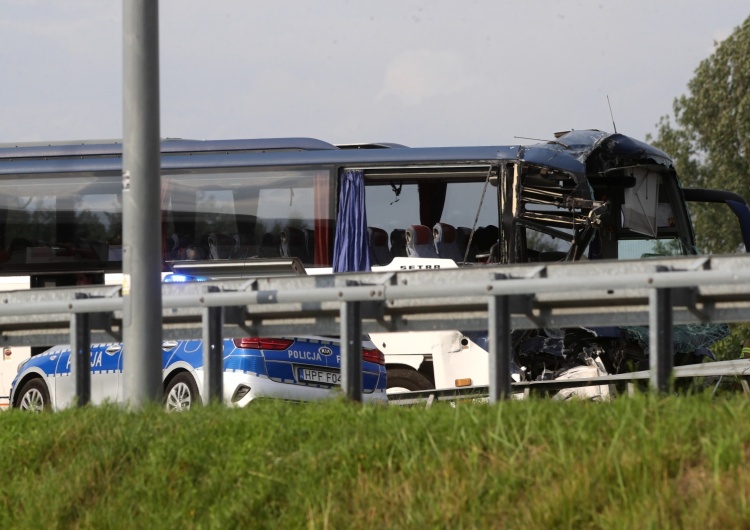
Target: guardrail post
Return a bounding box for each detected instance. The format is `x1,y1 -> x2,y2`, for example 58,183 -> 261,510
340,301 -> 363,402
489,294 -> 512,402
649,287 -> 674,393
70,293 -> 91,407
202,286 -> 223,404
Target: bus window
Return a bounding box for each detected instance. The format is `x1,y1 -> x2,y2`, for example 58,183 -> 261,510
516,165 -> 696,263
516,170 -> 586,263
607,169 -> 695,260
618,237 -> 686,260
75,192 -> 122,261
364,179 -> 499,263
524,226 -> 571,262
162,169 -> 334,267
0,174 -> 122,271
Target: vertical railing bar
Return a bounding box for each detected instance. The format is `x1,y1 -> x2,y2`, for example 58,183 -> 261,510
202,286 -> 223,404
489,294 -> 512,403
70,293 -> 91,407
649,287 -> 674,393
340,301 -> 363,402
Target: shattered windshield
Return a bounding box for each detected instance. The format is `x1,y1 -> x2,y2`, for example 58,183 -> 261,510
517,164 -> 694,262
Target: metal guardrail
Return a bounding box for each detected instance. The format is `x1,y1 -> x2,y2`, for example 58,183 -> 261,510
387,358 -> 750,406
2,254 -> 750,405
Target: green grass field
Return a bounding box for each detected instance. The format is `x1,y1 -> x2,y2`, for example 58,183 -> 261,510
1,394 -> 749,529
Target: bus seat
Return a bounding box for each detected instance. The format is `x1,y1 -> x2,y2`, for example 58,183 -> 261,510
184,245 -> 206,260
368,227 -> 393,266
208,233 -> 237,260
230,233 -> 250,259
433,222 -> 464,262
259,232 -> 281,258
390,229 -> 407,258
456,227 -> 476,261
473,225 -> 499,254
167,233 -> 181,259
167,233 -> 186,259
280,226 -> 311,262
303,228 -> 315,261
405,224 -> 438,258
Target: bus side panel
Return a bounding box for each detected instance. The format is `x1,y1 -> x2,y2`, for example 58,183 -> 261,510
0,276 -> 31,409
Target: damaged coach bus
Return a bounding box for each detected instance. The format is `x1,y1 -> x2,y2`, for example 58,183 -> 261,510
0,129 -> 748,398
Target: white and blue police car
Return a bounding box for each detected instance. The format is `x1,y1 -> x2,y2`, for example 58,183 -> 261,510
9,271 -> 387,411
9,336 -> 387,411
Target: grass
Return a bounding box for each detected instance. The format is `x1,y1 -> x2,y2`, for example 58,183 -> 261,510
1,394 -> 750,529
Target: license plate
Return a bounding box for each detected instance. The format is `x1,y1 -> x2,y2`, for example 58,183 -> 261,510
299,368 -> 341,385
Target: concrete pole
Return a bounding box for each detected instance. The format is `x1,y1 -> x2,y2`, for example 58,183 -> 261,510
122,0 -> 163,407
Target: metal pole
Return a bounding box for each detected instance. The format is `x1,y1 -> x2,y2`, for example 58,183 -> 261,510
649,288 -> 674,393
70,294 -> 91,407
122,0 -> 162,407
202,286 -> 224,403
489,294 -> 512,402
340,301 -> 363,402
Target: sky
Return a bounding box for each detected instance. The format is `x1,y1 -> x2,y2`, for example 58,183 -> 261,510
1,0 -> 748,148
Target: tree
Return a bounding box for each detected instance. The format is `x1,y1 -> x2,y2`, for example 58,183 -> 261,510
648,15 -> 750,254
648,16 -> 750,366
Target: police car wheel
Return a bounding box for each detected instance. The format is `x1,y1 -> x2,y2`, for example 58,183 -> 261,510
164,373 -> 201,412
16,379 -> 51,411
386,368 -> 434,394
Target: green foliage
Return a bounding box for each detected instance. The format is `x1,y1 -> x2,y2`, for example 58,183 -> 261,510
709,322 -> 750,362
651,237 -> 684,256
2,397 -> 750,529
649,15 -> 750,254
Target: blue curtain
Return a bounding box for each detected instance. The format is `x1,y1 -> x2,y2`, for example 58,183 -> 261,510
333,169 -> 371,272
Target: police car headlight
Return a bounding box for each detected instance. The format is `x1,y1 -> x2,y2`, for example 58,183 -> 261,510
17,357 -> 31,374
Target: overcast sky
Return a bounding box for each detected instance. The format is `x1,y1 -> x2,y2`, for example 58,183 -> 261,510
1,1 -> 748,148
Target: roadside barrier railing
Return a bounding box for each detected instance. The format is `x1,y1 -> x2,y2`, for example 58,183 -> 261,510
2,254 -> 750,405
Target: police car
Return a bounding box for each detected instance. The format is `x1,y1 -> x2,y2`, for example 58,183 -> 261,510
10,335 -> 387,411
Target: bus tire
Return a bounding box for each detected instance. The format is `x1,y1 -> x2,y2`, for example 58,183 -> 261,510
16,378 -> 51,412
164,372 -> 201,411
386,367 -> 433,394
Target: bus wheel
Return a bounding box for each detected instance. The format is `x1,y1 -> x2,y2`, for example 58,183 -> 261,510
164,373 -> 201,412
16,379 -> 51,412
386,368 -> 433,394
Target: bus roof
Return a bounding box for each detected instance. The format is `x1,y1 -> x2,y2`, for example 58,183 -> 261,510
0,130 -> 674,178
0,137 -> 339,160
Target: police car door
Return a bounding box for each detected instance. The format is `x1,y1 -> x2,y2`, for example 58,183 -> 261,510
54,343 -> 122,407
92,343 -> 122,404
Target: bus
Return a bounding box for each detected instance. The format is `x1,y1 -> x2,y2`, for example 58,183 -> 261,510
0,129 -> 748,400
